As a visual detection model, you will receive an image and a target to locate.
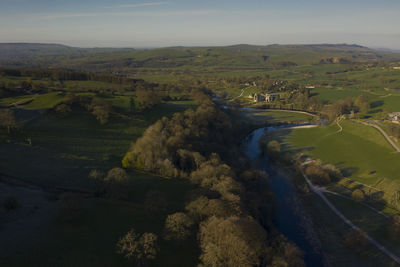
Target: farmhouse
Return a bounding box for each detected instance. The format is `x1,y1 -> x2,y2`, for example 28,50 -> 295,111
389,112 -> 400,123
253,93 -> 266,102
252,93 -> 281,102
265,93 -> 280,102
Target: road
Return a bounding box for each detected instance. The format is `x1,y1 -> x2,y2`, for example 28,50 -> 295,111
301,168 -> 400,265
355,120 -> 400,153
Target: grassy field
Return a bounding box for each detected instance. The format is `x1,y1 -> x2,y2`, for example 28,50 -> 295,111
287,120 -> 400,186
0,176 -> 199,267
0,91 -> 199,266
301,193 -> 397,266
0,99 -> 196,188
242,109 -> 316,124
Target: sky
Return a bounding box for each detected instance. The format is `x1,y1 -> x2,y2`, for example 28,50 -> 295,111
1,0 -> 400,49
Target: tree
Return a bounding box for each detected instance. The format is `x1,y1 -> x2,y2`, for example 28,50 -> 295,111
0,109 -> 17,133
267,140 -> 281,155
55,103 -> 72,117
164,212 -> 194,240
352,189 -> 365,202
354,94 -> 370,115
117,229 -> 158,266
185,196 -> 209,221
305,165 -> 331,185
104,167 -> 129,199
199,216 -> 267,267
88,98 -> 111,124
136,87 -> 160,109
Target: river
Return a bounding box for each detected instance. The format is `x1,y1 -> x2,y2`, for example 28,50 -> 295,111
245,125 -> 324,266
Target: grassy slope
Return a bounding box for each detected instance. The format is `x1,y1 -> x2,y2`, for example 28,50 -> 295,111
0,97 -> 199,266
242,109 -> 315,124
1,177 -> 198,267
287,120 -> 400,185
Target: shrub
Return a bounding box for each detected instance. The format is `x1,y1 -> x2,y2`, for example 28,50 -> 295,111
352,189 -> 365,202
305,165 -> 331,185
267,140 -> 281,154
55,103 -> 72,116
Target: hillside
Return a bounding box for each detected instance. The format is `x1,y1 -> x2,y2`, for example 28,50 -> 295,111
1,43 -> 400,74
0,43 -> 135,66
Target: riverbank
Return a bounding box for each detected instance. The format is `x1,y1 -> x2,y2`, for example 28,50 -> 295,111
244,125 -> 324,266
244,121 -> 400,266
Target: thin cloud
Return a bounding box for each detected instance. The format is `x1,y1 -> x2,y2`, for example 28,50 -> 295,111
40,13 -> 99,20
32,9 -> 224,21
107,2 -> 169,9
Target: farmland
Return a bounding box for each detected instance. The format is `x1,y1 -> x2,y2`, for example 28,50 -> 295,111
1,43 -> 400,266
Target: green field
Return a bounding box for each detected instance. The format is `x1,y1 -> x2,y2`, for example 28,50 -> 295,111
1,176 -> 199,267
242,109 -> 316,124
0,90 -> 199,266
287,120 -> 400,186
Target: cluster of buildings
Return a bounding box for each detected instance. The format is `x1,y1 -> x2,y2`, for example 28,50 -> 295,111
250,93 -> 281,103
389,112 -> 400,123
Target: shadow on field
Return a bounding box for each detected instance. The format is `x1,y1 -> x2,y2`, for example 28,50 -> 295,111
340,166 -> 359,177
370,100 -> 384,108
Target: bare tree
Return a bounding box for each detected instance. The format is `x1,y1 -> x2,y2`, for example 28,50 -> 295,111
117,229 -> 158,266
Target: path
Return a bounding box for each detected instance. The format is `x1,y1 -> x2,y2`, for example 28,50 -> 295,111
301,168 -> 400,264
227,88 -> 246,102
319,187 -> 389,219
355,120 -> 400,153
335,117 -> 343,133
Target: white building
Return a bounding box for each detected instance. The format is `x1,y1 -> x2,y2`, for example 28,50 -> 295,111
389,112 -> 400,123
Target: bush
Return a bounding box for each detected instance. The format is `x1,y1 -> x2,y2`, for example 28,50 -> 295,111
305,165 -> 331,185
351,189 -> 365,202
55,103 -> 72,116
267,140 -> 281,154
3,196 -> 18,210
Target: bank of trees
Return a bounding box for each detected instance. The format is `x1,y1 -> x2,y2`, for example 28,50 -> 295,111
122,91 -> 234,177
122,91 -> 305,266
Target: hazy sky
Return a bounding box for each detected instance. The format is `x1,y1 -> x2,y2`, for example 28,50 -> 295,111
1,0 -> 400,48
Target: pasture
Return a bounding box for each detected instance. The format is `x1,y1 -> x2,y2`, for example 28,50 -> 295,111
287,120 -> 400,186
0,87 -> 199,266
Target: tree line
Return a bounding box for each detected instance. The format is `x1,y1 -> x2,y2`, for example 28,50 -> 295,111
121,90 -> 305,266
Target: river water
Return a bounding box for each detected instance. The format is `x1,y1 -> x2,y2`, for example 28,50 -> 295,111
245,125 -> 323,266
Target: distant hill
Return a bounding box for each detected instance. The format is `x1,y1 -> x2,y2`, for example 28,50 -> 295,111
0,43 -> 134,65
1,43 -> 399,73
